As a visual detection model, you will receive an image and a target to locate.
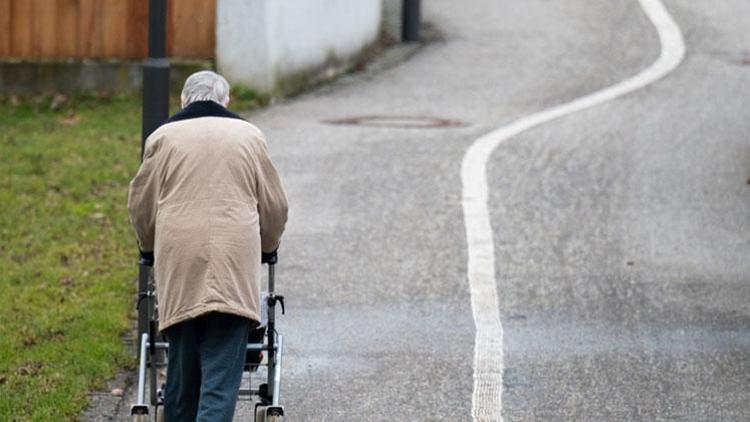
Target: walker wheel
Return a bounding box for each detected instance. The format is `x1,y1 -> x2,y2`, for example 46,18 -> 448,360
154,405 -> 164,422
266,406 -> 284,422
254,405 -> 266,422
132,406 -> 163,422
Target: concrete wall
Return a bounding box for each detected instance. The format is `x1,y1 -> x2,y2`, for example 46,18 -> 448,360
382,0 -> 403,43
216,0 -> 383,95
0,60 -> 211,95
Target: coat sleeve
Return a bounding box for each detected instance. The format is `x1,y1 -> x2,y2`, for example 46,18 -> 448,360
255,136 -> 289,253
127,136 -> 162,253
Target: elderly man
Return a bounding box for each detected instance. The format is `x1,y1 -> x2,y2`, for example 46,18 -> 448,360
128,70 -> 288,421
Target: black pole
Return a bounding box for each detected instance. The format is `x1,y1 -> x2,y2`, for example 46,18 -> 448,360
141,0 -> 170,157
138,0 -> 170,351
402,0 -> 421,42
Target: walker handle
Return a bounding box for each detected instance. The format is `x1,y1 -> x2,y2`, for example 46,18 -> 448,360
262,250 -> 278,265
138,250 -> 154,267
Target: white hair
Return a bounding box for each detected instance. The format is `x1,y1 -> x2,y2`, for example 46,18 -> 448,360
181,70 -> 230,107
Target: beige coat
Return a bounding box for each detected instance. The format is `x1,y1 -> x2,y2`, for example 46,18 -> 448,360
128,109 -> 288,331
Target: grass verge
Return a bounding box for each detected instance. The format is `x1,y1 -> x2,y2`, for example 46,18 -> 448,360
0,90 -> 264,420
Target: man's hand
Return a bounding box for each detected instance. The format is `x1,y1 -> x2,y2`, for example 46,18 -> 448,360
139,250 -> 155,267
261,250 -> 278,264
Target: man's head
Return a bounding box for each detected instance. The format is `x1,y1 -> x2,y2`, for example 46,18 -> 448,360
181,70 -> 231,109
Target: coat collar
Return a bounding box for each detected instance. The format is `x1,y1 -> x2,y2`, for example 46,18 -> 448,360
166,100 -> 245,124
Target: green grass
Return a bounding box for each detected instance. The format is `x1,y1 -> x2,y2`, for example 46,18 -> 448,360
0,94 -> 143,420
230,85 -> 270,111
0,90 -> 263,420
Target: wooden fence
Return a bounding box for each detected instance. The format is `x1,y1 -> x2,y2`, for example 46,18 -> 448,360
0,0 -> 216,60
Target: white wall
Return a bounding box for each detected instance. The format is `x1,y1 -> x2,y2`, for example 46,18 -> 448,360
217,0 -> 383,94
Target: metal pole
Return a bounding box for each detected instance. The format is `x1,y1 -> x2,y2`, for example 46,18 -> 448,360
272,334 -> 283,406
141,0 -> 170,155
135,333 -> 149,411
402,0 -> 421,42
266,264 -> 276,399
138,0 -> 170,351
136,262 -> 150,355
268,263 -> 275,293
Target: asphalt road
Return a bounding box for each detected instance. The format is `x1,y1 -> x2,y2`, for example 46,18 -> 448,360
230,0 -> 750,421
107,0 -> 750,420
235,0 -> 750,420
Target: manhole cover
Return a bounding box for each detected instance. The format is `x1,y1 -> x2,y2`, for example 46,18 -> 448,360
323,115 -> 467,129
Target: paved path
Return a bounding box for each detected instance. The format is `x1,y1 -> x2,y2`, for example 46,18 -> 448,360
99,0 -> 750,420
241,0 -> 750,420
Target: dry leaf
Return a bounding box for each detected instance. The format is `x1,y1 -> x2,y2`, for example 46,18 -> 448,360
50,94 -> 68,110
58,114 -> 81,126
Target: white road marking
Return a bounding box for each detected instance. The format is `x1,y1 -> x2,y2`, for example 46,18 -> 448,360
461,0 -> 685,420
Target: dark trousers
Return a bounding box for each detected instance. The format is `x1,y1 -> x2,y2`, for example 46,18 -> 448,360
164,312 -> 252,422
